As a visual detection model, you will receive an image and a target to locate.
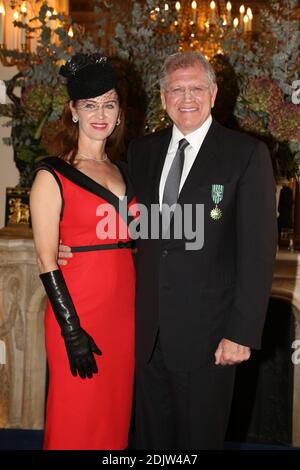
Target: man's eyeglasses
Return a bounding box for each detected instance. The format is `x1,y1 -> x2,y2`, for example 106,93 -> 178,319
76,101 -> 118,112
165,85 -> 210,98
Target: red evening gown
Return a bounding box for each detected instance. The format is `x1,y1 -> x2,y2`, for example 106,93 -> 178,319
36,157 -> 136,450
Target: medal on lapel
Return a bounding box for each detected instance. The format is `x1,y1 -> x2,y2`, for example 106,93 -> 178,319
210,184 -> 224,220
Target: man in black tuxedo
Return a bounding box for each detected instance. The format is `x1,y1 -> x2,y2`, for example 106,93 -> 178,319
58,51 -> 277,449
127,51 -> 277,449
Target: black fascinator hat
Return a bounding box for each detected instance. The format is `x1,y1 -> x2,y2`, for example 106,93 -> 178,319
59,53 -> 118,101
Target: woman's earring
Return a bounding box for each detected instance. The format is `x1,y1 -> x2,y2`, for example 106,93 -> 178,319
116,117 -> 121,126
72,115 -> 79,123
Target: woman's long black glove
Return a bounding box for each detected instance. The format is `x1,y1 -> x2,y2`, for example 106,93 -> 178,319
40,269 -> 102,379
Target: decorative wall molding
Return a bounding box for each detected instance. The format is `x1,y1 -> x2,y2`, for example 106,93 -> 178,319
272,250 -> 300,447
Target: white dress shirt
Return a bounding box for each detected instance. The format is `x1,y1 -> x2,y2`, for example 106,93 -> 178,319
159,115 -> 212,209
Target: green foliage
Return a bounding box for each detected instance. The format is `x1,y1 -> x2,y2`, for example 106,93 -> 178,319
94,0 -> 300,178
222,0 -> 300,179
1,0 -> 300,186
0,1 -> 97,187
94,0 -> 178,132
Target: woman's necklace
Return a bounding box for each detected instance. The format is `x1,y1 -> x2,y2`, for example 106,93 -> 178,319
76,152 -> 108,164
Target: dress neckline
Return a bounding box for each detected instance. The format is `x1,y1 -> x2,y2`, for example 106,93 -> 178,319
35,157 -> 136,228
60,157 -> 128,201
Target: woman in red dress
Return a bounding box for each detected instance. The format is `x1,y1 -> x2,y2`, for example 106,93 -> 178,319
30,54 -> 136,450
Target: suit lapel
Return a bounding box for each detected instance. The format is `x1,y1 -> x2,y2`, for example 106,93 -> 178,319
177,118 -> 221,204
150,127 -> 172,205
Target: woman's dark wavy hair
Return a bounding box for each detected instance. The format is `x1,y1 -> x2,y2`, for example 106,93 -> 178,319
52,82 -> 126,166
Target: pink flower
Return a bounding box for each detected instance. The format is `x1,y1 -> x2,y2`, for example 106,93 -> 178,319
21,85 -> 53,122
242,77 -> 284,114
238,113 -> 268,135
269,103 -> 300,142
41,120 -> 61,153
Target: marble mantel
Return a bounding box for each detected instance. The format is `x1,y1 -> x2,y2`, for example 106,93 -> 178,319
0,240 -> 300,446
0,238 -> 46,429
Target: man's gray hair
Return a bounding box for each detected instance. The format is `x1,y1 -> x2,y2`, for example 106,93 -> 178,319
159,51 -> 217,89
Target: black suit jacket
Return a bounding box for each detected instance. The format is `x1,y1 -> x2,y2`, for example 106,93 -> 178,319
128,119 -> 277,371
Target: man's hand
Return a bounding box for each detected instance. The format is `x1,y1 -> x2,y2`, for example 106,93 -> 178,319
214,338 -> 251,366
57,241 -> 73,266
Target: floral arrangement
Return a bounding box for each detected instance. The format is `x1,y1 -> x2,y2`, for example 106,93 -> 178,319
0,2 -> 96,187
95,0 -> 300,179
1,0 -> 300,186
223,0 -> 300,179
94,0 -> 179,133
236,77 -> 300,178
0,82 -> 70,186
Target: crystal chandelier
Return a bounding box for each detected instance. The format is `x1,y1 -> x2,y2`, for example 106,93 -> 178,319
150,1 -> 254,58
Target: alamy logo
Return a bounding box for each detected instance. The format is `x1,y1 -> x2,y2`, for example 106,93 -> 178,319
292,80 -> 300,104
95,199 -> 205,251
0,340 -> 6,365
291,339 -> 300,365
